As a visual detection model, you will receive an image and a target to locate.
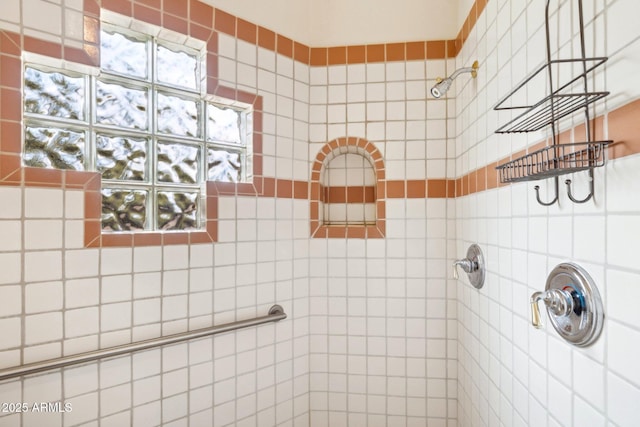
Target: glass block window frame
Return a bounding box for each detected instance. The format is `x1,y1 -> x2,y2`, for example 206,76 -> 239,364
22,22 -> 253,233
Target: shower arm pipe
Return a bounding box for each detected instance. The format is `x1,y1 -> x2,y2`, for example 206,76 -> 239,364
431,60 -> 479,98
447,62 -> 479,80
0,305 -> 286,382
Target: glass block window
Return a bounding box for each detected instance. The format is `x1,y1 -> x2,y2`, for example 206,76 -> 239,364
23,23 -> 252,232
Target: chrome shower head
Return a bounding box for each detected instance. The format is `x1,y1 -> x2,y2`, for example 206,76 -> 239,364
430,77 -> 453,98
430,60 -> 479,98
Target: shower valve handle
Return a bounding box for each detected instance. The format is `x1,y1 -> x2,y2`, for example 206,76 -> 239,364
452,244 -> 485,289
530,289 -> 573,329
452,259 -> 474,280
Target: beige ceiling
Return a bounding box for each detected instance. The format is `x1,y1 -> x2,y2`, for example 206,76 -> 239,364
202,0 -> 472,46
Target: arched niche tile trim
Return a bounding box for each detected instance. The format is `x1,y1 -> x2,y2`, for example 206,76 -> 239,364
310,137 -> 385,239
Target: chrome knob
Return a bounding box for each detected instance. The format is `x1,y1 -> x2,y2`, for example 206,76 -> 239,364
530,289 -> 574,328
529,263 -> 604,347
452,259 -> 474,280
452,244 -> 485,289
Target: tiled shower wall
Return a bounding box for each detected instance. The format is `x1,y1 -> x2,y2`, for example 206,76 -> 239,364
453,0 -> 640,426
0,1 -> 456,427
7,0 -> 640,426
0,1 -> 313,426
306,59 -> 458,427
0,188 -> 312,426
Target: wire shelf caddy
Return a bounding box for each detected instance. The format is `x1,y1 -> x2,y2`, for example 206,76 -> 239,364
496,140 -> 612,183
492,0 -> 611,205
494,58 -> 609,134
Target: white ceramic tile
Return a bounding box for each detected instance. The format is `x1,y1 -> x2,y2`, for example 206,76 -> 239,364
24,188 -> 63,218
572,395 -> 605,427
0,0 -> 20,24
25,281 -> 62,313
64,363 -> 98,397
161,382 -> 188,416
327,104 -> 346,124
606,268 -> 640,326
23,372 -> 62,404
132,401 -> 161,426
218,57 -> 237,86
65,249 -> 99,279
133,246 -> 162,273
163,245 -> 189,270
608,320 -> 640,387
237,40 -> 257,65
162,295 -> 188,321
606,0 -> 640,55
100,302 -> 132,332
607,214 -> 640,270
607,371 -> 640,427
25,312 -> 62,345
364,63 -> 384,83
133,298 -> 160,326
23,0 -> 62,35
0,188 -> 21,218
189,291 -> 212,317
366,82 -> 386,103
607,156 -> 640,212
0,223 -> 22,259
133,273 -> 162,298
132,348 -> 161,380
64,190 -> 84,219
100,383 -> 131,416
190,267 -> 213,293
102,274 -> 132,303
65,307 -> 99,338
163,269 -> 188,296
0,285 -> 21,320
0,317 -> 21,350
65,278 -> 99,308
328,85 -> 346,105
572,215 -> 605,262
24,251 -> 62,282
64,219 -> 85,248
101,248 -> 133,276
64,392 -> 99,426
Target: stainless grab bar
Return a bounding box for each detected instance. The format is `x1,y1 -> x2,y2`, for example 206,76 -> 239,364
0,304 -> 286,382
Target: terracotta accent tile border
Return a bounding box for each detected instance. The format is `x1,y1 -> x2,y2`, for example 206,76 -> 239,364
608,99 -> 640,160
323,186 -> 376,204
310,137 -> 386,238
385,179 -> 455,199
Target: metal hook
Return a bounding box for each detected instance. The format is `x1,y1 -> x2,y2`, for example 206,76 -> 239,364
565,169 -> 594,204
534,176 -> 559,206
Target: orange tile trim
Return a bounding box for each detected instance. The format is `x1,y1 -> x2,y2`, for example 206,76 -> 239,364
310,137 -> 386,238
323,186 -> 376,204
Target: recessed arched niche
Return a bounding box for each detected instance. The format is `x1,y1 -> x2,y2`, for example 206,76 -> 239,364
310,137 -> 385,238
